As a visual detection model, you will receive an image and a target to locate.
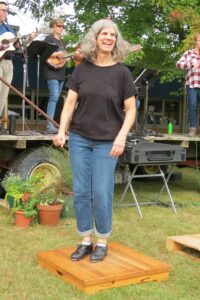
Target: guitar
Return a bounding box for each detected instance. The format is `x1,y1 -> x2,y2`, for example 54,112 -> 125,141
46,45 -> 142,70
0,30 -> 50,60
46,51 -> 77,69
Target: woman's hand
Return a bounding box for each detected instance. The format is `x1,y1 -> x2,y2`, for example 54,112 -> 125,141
110,96 -> 136,157
110,134 -> 126,157
53,132 -> 66,148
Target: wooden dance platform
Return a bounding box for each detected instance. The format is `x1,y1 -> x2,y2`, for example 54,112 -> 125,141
166,234 -> 200,262
37,242 -> 171,294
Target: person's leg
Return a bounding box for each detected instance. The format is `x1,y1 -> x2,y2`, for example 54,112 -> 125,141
90,140 -> 118,262
0,60 -> 13,117
58,80 -> 64,95
46,80 -> 63,132
68,133 -> 94,260
186,86 -> 198,133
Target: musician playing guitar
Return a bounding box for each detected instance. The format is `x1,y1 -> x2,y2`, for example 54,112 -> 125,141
0,1 -> 36,133
43,18 -> 68,134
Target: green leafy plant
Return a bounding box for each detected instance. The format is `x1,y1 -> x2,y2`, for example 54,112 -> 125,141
43,146 -> 73,194
35,184 -> 64,206
13,192 -> 38,218
2,173 -> 27,207
2,172 -> 46,220
2,172 -> 45,204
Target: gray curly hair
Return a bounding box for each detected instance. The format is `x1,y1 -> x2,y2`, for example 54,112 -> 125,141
81,19 -> 131,63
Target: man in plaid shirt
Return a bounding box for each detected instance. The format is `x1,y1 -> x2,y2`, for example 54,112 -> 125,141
176,34 -> 200,136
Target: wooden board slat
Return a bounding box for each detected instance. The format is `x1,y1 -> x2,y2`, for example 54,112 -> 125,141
166,234 -> 200,262
37,242 -> 171,294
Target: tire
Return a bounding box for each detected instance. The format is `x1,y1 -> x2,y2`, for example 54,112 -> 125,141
10,147 -> 64,186
138,165 -> 168,175
0,167 -> 6,197
129,164 -> 168,175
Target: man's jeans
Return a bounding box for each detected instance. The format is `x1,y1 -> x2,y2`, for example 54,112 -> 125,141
186,86 -> 200,127
68,132 -> 118,238
46,79 -> 64,128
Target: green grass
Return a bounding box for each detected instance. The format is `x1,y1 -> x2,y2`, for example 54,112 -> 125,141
0,167 -> 200,300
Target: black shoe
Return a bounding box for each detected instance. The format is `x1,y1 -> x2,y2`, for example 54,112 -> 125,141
90,245 -> 108,263
0,126 -> 8,135
71,243 -> 93,261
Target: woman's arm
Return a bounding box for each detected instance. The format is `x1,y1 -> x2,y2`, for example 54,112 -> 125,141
53,89 -> 78,147
110,96 -> 136,157
176,51 -> 193,70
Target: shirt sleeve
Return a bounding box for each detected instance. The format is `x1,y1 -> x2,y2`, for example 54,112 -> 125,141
44,35 -> 54,44
176,50 -> 193,70
66,66 -> 79,92
122,67 -> 138,101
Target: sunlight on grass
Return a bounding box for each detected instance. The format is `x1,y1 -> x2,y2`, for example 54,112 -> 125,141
0,167 -> 199,300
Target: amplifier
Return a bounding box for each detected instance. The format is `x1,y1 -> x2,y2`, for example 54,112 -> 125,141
119,137 -> 186,164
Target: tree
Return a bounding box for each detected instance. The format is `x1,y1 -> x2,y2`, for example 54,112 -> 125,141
13,0 -> 200,82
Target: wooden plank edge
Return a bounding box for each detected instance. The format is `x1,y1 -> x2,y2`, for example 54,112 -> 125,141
38,253 -> 171,287
166,236 -> 200,252
38,259 -> 169,294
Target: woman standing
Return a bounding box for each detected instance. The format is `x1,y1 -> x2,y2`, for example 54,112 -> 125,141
53,19 -> 137,262
44,18 -> 67,134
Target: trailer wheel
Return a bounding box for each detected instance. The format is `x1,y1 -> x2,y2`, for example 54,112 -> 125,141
129,164 -> 168,175
139,165 -> 168,175
10,147 -> 63,186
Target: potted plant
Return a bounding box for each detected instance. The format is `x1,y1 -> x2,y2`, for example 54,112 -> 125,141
12,192 -> 38,228
2,172 -> 45,228
35,184 -> 64,226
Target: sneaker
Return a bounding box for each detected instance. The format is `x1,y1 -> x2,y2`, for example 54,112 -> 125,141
44,126 -> 58,134
188,127 -> 197,136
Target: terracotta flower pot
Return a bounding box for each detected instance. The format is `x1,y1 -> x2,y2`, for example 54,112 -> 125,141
14,210 -> 33,228
37,203 -> 63,226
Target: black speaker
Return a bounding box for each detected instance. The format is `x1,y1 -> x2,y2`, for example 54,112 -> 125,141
120,137 -> 186,164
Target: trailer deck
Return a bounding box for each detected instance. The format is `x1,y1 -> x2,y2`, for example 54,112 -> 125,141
0,132 -> 199,151
0,132 -> 199,142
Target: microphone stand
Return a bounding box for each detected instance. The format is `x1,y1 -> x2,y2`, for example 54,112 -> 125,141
19,37 -> 29,132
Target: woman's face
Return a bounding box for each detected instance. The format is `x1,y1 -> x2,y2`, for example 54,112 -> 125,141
96,27 -> 117,54
53,23 -> 64,35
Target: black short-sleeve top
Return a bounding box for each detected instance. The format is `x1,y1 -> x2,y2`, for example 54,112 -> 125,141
67,60 -> 138,140
43,35 -> 66,81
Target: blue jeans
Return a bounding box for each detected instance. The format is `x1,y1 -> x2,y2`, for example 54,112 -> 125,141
68,132 -> 118,238
46,79 -> 64,128
186,86 -> 200,127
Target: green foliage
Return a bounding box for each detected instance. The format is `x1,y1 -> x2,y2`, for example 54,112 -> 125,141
35,184 -> 65,206
13,196 -> 38,218
1,172 -> 45,207
2,173 -> 45,219
12,0 -> 200,83
43,146 -> 73,194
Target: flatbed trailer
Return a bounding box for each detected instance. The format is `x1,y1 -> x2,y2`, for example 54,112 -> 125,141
0,132 -> 199,182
